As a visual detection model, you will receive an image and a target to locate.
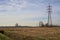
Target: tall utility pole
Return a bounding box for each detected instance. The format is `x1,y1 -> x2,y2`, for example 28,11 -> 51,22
48,4 -> 52,26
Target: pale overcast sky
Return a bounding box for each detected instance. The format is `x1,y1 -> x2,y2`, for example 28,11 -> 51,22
0,0 -> 60,26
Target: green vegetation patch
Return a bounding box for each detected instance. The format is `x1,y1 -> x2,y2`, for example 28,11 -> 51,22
0,33 -> 12,40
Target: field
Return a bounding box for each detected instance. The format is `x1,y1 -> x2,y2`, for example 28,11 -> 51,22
0,27 -> 60,40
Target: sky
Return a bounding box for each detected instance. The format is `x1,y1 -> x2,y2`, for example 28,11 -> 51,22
0,0 -> 60,26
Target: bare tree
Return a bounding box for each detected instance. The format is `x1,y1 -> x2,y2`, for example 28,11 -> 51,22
15,23 -> 18,27
39,21 -> 44,27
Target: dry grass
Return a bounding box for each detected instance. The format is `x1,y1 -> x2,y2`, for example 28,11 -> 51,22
1,27 -> 60,40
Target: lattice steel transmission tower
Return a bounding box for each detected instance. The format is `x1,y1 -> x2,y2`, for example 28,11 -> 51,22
48,4 -> 52,26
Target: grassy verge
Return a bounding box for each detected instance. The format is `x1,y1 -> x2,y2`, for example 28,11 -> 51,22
0,33 -> 12,40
